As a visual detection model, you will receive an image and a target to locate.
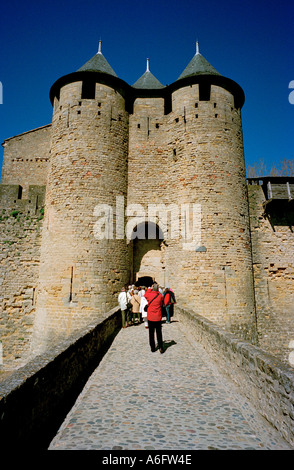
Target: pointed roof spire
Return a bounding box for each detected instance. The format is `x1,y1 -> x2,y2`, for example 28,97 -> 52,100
77,41 -> 117,77
196,40 -> 200,55
132,58 -> 165,89
177,43 -> 221,81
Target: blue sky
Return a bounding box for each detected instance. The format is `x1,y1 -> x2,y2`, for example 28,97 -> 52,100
0,0 -> 293,176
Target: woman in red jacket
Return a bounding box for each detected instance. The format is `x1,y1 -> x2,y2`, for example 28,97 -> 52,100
145,284 -> 164,353
164,288 -> 172,324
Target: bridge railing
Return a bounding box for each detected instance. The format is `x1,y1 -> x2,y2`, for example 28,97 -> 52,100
0,307 -> 121,450
175,306 -> 294,447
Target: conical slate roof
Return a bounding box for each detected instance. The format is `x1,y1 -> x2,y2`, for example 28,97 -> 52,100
77,41 -> 117,77
132,59 -> 165,89
177,42 -> 221,80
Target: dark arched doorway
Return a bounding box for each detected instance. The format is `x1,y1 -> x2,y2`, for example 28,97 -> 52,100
135,276 -> 154,288
130,221 -> 166,287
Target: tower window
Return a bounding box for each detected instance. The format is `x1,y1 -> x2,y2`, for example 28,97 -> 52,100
137,123 -> 141,128
155,123 -> 159,129
214,103 -> 217,108
215,114 -> 218,118
82,80 -> 96,99
164,94 -> 172,114
175,117 -> 179,123
195,103 -> 198,108
199,83 -> 211,101
18,186 -> 23,200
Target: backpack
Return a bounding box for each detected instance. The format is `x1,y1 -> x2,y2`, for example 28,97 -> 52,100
170,291 -> 175,304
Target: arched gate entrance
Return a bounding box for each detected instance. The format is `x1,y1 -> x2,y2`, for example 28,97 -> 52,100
130,222 -> 166,287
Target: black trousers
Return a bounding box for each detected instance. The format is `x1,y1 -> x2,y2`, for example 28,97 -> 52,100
148,320 -> 163,351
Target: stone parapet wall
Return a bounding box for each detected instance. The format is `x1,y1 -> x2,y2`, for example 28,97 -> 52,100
0,307 -> 121,450
176,306 -> 294,447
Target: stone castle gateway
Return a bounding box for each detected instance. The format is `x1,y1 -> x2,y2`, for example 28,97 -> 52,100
0,42 -> 293,369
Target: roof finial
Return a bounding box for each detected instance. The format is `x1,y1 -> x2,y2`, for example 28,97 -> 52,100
196,40 -> 200,55
98,39 -> 102,54
146,58 -> 150,72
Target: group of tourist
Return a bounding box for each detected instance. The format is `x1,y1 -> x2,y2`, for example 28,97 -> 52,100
118,283 -> 176,354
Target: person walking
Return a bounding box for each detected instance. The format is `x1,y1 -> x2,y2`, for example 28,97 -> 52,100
140,295 -> 148,328
164,288 -> 172,323
145,283 -> 164,353
118,287 -> 131,328
130,289 -> 141,324
169,287 -> 176,319
139,286 -> 146,298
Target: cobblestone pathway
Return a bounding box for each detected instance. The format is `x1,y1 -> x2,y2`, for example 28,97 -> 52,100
49,319 -> 292,450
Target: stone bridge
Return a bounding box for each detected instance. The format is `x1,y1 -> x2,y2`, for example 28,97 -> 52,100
0,306 -> 293,451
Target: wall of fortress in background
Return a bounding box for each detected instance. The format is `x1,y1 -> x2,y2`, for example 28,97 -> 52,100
0,44 -> 293,370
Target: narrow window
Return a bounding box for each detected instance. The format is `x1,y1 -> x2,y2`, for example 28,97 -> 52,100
175,117 -> 179,123
155,123 -> 159,129
69,267 -> 74,302
82,80 -> 96,99
214,103 -> 217,108
199,83 -> 211,101
195,114 -> 198,118
215,114 -> 218,118
137,123 -> 141,128
195,103 -> 198,108
164,94 -> 172,114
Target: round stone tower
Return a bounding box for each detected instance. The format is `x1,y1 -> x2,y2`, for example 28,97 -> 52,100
31,42 -> 130,353
165,43 -> 257,341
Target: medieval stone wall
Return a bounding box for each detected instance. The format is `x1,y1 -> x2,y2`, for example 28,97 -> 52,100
248,183 -> 294,364
1,125 -> 51,197
0,185 -> 45,369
